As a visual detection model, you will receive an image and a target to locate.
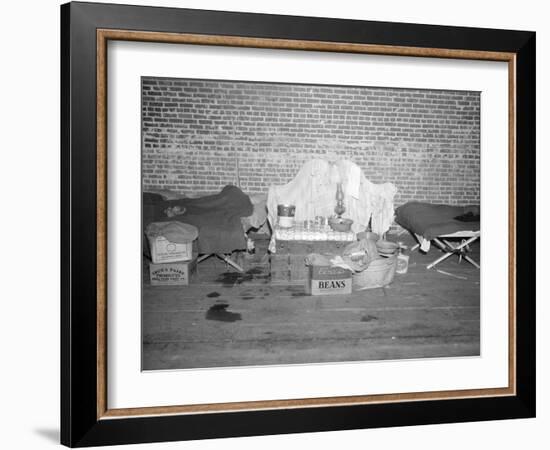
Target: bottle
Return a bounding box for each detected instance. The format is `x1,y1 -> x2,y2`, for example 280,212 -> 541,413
246,237 -> 256,255
396,242 -> 409,274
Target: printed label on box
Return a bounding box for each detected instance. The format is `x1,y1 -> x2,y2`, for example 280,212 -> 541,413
149,259 -> 197,286
307,265 -> 352,295
149,236 -> 193,263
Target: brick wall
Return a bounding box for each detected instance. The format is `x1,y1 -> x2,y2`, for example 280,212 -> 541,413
142,77 -> 480,206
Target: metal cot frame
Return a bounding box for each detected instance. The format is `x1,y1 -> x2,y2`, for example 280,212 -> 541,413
411,230 -> 481,269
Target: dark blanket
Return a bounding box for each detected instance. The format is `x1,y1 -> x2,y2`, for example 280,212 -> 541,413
395,201 -> 480,240
143,185 -> 253,254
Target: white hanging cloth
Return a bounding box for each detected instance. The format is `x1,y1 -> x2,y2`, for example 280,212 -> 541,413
267,159 -> 397,236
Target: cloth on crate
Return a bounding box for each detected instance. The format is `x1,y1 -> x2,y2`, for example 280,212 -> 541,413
145,221 -> 198,244
304,235 -> 380,273
304,252 -> 369,274
144,185 -> 253,255
267,159 -> 397,238
304,253 -> 333,267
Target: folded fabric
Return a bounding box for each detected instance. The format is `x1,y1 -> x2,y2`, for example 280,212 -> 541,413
305,252 -> 370,273
329,255 -> 360,273
304,253 -> 333,267
454,212 -> 480,222
145,221 -> 198,244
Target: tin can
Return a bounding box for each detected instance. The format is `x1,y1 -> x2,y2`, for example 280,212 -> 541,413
278,216 -> 294,228
277,204 -> 296,229
277,204 -> 296,217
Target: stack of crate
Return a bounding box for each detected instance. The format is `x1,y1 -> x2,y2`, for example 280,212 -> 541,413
270,239 -> 350,283
147,236 -> 198,286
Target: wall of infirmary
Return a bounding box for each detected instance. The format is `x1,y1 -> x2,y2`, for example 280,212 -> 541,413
142,77 -> 480,205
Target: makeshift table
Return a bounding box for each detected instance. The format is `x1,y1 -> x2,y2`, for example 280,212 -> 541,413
270,226 -> 355,282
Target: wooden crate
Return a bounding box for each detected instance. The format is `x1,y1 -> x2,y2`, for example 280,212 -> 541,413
270,239 -> 350,282
270,252 -> 290,282
290,254 -> 308,282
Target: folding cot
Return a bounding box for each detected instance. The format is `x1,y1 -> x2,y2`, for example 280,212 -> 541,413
142,186 -> 267,273
395,201 -> 480,270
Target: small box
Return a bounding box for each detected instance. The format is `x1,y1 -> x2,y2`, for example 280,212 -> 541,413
149,258 -> 198,286
305,265 -> 352,296
148,236 -> 196,264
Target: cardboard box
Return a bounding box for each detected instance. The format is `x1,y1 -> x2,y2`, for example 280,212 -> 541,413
305,265 -> 352,296
149,258 -> 198,286
148,236 -> 196,264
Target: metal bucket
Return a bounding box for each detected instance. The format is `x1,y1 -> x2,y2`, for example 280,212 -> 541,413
352,255 -> 397,290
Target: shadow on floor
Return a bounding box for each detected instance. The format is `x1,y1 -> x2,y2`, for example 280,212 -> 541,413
34,428 -> 59,444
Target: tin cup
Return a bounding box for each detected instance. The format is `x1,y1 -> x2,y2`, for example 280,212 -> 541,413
277,204 -> 296,229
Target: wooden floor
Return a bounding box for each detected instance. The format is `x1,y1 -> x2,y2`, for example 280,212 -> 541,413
142,234 -> 480,370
